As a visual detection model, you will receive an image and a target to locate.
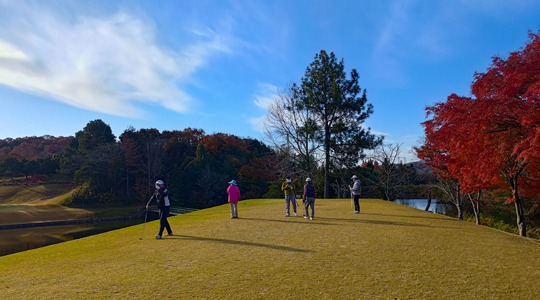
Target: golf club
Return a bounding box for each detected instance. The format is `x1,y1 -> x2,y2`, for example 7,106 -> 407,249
139,208 -> 148,240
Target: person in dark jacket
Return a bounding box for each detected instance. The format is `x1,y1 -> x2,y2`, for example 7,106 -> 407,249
146,180 -> 172,239
349,175 -> 361,213
303,177 -> 317,220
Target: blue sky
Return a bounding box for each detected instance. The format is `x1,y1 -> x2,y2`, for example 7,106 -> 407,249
0,0 -> 539,162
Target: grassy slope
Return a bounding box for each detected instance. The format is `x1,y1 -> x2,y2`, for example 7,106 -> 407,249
0,184 -> 95,225
1,199 -> 539,299
0,184 -> 143,225
0,184 -> 73,205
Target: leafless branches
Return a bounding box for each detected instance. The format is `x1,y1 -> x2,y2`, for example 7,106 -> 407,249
264,85 -> 322,179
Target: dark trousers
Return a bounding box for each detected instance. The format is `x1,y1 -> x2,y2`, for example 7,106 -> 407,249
304,197 -> 315,218
159,206 -> 172,236
354,195 -> 360,212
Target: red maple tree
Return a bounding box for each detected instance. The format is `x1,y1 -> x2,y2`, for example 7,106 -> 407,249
418,30 -> 540,236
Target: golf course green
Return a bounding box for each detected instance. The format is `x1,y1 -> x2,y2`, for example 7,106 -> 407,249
1,198 -> 539,299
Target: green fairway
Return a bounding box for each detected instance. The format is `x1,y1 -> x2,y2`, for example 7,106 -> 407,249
1,198 -> 539,299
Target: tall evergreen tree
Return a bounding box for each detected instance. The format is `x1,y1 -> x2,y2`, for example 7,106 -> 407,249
294,50 -> 381,198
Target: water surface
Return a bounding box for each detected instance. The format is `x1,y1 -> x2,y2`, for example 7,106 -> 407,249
394,198 -> 455,214
0,219 -> 141,257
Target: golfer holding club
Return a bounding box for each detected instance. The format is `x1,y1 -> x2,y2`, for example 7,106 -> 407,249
303,177 -> 317,220
350,175 -> 361,213
146,180 -> 173,239
227,180 -> 241,219
282,176 -> 297,217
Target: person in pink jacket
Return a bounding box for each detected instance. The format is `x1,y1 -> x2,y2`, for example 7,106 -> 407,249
227,180 -> 241,219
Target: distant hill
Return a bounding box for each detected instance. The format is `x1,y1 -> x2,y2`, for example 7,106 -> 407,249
407,160 -> 434,174
0,135 -> 71,161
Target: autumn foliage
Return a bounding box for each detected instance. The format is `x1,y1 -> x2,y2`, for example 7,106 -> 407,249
417,31 -> 540,236
0,136 -> 70,161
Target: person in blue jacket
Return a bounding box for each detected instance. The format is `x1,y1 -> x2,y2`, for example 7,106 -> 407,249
146,180 -> 172,239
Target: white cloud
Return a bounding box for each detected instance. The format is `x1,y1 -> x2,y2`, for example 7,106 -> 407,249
249,83 -> 278,132
253,83 -> 278,109
0,3 -> 229,118
248,115 -> 267,133
361,125 -> 389,138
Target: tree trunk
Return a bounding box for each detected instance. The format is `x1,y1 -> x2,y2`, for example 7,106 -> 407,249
473,202 -> 480,225
456,185 -> 463,220
457,202 -> 463,220
126,167 -> 130,197
515,199 -> 527,237
511,177 -> 527,237
425,190 -> 432,211
324,130 -> 330,199
468,190 -> 481,225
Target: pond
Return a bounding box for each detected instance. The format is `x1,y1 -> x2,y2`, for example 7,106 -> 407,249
0,219 -> 143,257
394,198 -> 456,214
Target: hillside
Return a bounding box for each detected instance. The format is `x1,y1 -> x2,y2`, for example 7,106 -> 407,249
0,182 -> 95,225
0,135 -> 70,161
1,199 -> 539,299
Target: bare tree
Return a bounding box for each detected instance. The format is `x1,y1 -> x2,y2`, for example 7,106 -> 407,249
139,130 -> 166,198
467,189 -> 482,225
363,143 -> 407,201
264,85 -> 322,179
330,177 -> 350,199
196,164 -> 223,208
428,178 -> 465,220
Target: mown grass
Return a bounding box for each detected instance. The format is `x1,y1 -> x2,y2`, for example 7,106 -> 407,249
0,184 -> 144,225
0,183 -> 91,225
1,199 -> 539,299
0,184 -> 73,205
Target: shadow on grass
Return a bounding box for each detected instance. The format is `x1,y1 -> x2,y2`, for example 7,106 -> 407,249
317,217 -> 458,229
170,234 -> 316,253
241,217 -> 338,226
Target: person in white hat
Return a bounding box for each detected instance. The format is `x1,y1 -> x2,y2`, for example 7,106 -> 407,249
146,180 -> 172,239
281,176 -> 297,217
303,177 -> 317,220
350,175 -> 361,213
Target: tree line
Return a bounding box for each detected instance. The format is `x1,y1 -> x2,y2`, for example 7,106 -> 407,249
52,120 -> 276,208
0,136 -> 67,181
0,49 -> 429,206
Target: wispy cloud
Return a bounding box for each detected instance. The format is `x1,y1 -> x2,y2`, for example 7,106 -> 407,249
0,2 -> 230,118
362,125 -> 389,138
253,83 -> 278,109
248,115 -> 267,133
249,83 -> 278,132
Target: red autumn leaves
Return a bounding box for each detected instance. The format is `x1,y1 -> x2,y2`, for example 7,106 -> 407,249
417,31 -> 540,236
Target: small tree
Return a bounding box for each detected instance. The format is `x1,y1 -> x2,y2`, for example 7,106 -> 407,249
364,143 -> 407,201
23,160 -> 41,179
1,157 -> 22,181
